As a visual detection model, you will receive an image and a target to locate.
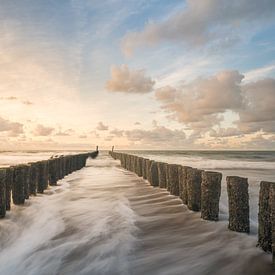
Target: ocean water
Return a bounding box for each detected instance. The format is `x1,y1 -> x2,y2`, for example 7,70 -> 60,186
0,150 -> 274,275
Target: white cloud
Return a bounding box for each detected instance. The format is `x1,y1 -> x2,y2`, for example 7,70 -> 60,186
155,70 -> 275,141
237,78 -> 275,133
106,64 -> 155,94
122,0 -> 275,55
155,70 -> 244,130
244,65 -> 275,83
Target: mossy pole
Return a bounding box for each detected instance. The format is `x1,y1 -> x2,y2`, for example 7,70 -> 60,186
227,176 -> 250,233
201,171 -> 222,221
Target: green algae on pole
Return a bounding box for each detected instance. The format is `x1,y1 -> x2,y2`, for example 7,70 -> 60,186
201,171 -> 222,221
227,176 -> 250,233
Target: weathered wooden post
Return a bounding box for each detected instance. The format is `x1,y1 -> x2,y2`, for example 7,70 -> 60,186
133,156 -> 138,174
186,168 -> 202,211
130,155 -> 135,172
142,158 -> 149,180
178,166 -> 192,205
168,164 -> 180,196
149,161 -> 159,187
271,183 -> 275,269
157,162 -> 167,189
227,176 -> 249,233
146,160 -> 154,183
12,165 -> 26,205
137,156 -> 142,176
37,161 -> 48,193
0,168 -> 6,218
125,154 -> 130,170
5,167 -> 13,211
29,163 -> 38,195
49,158 -> 57,185
201,171 -> 222,221
258,181 -> 274,252
23,165 -> 30,200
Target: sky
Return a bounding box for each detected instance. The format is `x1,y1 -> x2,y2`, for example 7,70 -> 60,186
0,0 -> 275,150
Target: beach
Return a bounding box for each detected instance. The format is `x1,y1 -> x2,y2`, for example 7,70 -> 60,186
0,151 -> 273,275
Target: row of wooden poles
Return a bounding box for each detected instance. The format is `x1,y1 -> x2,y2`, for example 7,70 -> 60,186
109,151 -> 275,267
0,150 -> 99,219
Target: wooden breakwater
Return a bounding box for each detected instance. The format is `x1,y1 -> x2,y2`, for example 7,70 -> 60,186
109,151 -> 275,269
0,150 -> 98,218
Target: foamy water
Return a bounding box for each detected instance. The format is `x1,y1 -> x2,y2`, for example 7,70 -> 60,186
0,151 -> 273,274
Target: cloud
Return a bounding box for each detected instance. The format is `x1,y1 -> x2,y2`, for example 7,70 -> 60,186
122,0 -> 275,55
156,70 -> 275,139
125,125 -> 186,146
134,122 -> 141,125
110,129 -> 124,137
55,128 -> 74,136
106,64 -> 155,93
22,100 -> 33,105
237,78 -> 275,133
209,127 -> 242,138
96,122 -> 109,131
244,65 -> 275,83
79,134 -> 87,139
33,124 -> 54,136
4,96 -> 17,100
0,117 -> 24,137
155,70 -> 244,130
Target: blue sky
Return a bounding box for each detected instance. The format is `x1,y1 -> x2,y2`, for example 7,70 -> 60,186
0,0 -> 275,150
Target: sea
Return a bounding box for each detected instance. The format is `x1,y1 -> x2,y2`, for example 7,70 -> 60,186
0,150 -> 274,275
